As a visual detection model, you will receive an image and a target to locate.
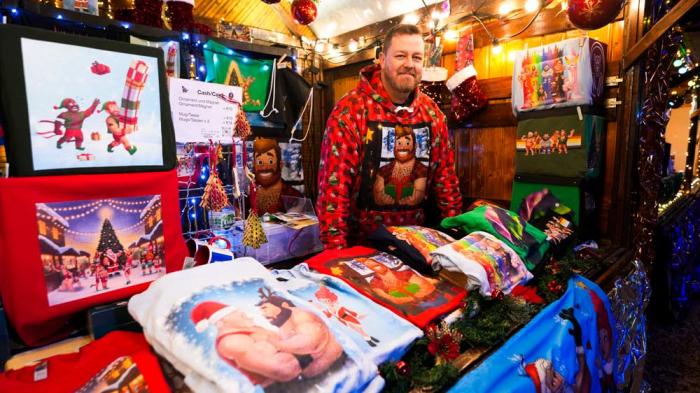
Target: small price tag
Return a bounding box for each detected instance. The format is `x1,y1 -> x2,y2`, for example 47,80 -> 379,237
34,361 -> 48,382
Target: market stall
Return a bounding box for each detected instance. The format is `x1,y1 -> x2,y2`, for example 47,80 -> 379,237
0,0 -> 698,392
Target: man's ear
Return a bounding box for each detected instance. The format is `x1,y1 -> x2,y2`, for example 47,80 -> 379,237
378,51 -> 385,69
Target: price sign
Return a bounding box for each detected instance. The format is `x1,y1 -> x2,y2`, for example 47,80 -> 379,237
168,78 -> 243,143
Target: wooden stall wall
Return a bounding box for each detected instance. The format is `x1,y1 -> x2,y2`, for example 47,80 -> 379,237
323,20 -> 624,238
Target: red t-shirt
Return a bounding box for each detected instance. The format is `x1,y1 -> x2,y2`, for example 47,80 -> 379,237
0,331 -> 170,393
305,246 -> 466,328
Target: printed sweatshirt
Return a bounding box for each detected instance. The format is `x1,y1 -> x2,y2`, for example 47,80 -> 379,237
316,64 -> 463,249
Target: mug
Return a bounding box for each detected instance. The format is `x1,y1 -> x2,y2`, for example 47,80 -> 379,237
193,236 -> 234,265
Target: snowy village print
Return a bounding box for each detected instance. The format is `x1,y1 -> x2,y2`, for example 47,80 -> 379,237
21,37 -> 164,171
36,195 -> 165,306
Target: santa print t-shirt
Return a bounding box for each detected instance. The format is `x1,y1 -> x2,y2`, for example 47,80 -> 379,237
128,258 -> 379,393
304,247 -> 467,328
271,264 -> 423,365
367,225 -> 456,275
0,331 -> 169,393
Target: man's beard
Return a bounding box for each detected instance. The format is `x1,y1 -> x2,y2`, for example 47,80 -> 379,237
268,307 -> 292,327
384,68 -> 418,94
255,169 -> 281,188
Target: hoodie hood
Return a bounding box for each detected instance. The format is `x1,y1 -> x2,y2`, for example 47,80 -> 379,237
358,63 -> 423,117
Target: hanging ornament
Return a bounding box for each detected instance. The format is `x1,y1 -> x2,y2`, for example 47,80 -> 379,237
291,0 -> 317,25
200,143 -> 230,212
242,210 -> 267,249
395,361 -> 411,376
166,0 -> 195,31
566,0 -> 623,30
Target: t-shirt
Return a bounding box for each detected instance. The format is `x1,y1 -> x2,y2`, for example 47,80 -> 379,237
367,225 -> 456,275
304,247 -> 467,328
128,258 -> 380,393
0,331 -> 169,393
271,264 -> 423,365
441,205 -> 550,270
430,232 -> 533,297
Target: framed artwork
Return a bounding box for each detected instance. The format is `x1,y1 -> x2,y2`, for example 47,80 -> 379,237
0,25 -> 176,176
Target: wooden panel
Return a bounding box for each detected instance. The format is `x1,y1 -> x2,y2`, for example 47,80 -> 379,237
332,75 -> 360,103
599,121 -> 619,237
454,127 -> 516,201
457,103 -> 517,128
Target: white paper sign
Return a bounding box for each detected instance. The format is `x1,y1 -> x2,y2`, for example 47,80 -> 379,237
168,78 -> 243,143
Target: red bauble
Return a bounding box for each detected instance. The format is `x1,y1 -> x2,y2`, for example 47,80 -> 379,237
291,0 -> 317,25
566,0 -> 623,30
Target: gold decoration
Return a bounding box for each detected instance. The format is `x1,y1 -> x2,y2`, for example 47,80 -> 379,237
242,210 -> 267,249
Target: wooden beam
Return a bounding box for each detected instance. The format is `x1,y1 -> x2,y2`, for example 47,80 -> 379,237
622,0 -> 700,71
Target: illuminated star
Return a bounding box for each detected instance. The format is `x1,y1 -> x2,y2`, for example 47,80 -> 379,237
364,128 -> 374,144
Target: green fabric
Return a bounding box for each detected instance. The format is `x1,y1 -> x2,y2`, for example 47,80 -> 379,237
515,114 -> 604,178
510,180 -> 581,225
203,39 -> 273,112
441,205 -> 549,270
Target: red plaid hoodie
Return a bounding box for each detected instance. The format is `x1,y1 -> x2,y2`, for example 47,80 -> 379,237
316,64 -> 462,249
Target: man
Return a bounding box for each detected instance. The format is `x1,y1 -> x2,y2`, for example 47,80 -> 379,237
252,138 -> 302,214
101,100 -> 137,155
190,301 -> 304,387
54,97 -> 100,150
373,125 -> 428,206
256,288 -> 344,379
316,24 -> 462,249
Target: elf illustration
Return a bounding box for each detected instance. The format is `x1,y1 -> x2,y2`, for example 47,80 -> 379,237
53,97 -> 100,150
100,101 -> 137,155
312,284 -> 380,347
373,125 -> 428,207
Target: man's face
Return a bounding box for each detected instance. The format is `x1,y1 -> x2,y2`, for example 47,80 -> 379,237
106,104 -> 120,116
254,149 -> 281,187
259,302 -> 282,321
380,34 -> 424,96
364,259 -> 387,274
68,101 -> 80,112
394,134 -> 415,163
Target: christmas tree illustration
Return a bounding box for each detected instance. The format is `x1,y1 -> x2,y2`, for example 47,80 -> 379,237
96,219 -> 126,266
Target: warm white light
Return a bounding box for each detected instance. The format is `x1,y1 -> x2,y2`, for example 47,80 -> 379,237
498,2 -> 514,16
689,80 -> 696,87
492,40 -> 503,55
427,20 -> 436,29
315,40 -> 326,53
348,39 -> 359,52
402,13 -> 420,25
561,0 -> 568,11
525,0 -> 541,13
508,50 -> 517,61
444,30 -> 458,40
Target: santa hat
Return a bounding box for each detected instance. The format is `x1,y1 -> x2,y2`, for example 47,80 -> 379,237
523,358 -> 551,393
190,301 -> 237,333
54,98 -> 77,110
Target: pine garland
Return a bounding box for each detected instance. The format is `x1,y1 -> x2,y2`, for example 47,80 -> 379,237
379,250 -> 602,392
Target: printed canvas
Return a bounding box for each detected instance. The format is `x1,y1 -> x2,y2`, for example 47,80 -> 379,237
22,38 -> 164,171
37,195 -> 165,306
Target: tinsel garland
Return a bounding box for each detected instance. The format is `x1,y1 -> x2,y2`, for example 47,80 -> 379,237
134,0 -> 162,27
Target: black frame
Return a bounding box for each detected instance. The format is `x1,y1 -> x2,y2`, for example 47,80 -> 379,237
0,24 -> 176,176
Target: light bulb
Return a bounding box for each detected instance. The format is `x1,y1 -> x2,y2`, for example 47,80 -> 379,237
498,2 -> 513,16
444,30 -> 458,40
492,39 -> 502,55
348,39 -> 359,52
525,0 -> 540,13
402,14 -> 420,25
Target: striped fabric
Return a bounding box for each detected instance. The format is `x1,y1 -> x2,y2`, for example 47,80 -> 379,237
120,60 -> 150,133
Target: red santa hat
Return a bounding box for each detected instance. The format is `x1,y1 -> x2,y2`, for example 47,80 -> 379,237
190,301 -> 237,333
524,358 -> 551,393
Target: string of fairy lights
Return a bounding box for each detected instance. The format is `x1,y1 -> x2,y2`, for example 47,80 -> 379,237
36,198 -> 161,236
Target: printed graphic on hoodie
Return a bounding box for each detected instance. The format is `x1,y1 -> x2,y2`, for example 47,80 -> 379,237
359,121 -> 432,210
